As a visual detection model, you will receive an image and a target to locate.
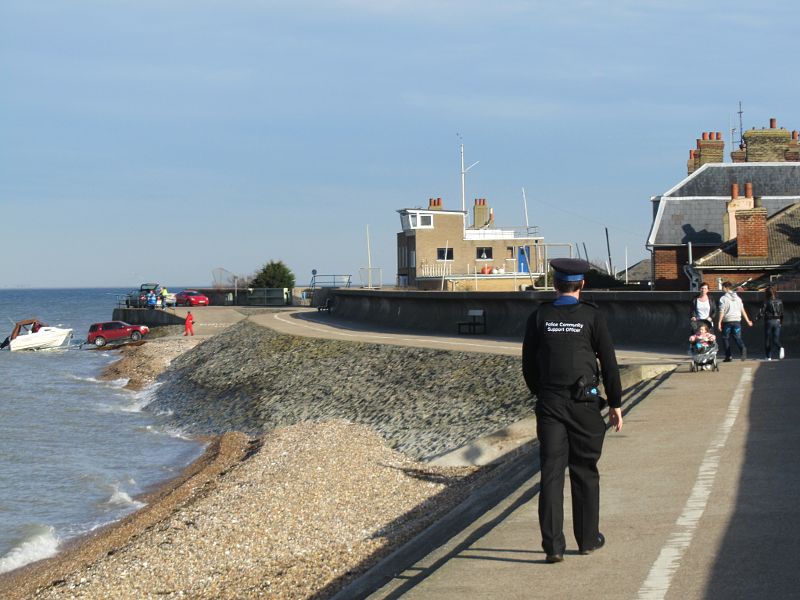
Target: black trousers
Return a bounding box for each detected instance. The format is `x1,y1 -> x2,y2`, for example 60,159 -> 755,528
536,387 -> 606,555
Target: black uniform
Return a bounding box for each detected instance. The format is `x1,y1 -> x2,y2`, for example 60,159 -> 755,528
522,299 -> 621,557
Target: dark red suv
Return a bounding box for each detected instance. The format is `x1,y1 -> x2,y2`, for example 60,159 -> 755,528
87,321 -> 150,347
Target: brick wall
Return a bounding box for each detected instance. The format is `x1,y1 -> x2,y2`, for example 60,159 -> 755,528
696,271 -> 771,290
653,246 -> 715,290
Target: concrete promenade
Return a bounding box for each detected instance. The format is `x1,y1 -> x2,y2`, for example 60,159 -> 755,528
369,359 -> 800,600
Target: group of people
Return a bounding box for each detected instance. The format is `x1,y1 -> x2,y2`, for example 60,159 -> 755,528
690,281 -> 785,361
146,287 -> 171,310
521,259 -> 789,565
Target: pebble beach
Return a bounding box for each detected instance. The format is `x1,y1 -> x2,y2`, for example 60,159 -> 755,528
0,317 -> 534,599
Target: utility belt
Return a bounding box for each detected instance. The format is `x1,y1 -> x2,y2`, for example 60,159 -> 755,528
571,375 -> 607,409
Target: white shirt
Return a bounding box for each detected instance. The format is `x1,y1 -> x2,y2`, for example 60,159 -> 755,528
695,297 -> 711,320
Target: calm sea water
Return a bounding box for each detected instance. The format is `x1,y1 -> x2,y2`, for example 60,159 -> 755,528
0,289 -> 204,573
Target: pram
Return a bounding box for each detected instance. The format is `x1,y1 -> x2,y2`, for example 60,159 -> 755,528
689,319 -> 719,372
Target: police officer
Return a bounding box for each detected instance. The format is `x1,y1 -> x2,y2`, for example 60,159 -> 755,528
522,258 -> 623,563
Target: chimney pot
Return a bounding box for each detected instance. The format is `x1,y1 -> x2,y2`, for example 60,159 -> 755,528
731,183 -> 739,199
793,131 -> 799,141
689,150 -> 695,159
745,182 -> 753,198
702,132 -> 709,140
716,132 -> 722,140
696,139 -> 702,149
770,118 -> 777,129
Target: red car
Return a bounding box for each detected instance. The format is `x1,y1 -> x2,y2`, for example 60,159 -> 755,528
175,290 -> 210,307
87,321 -> 150,347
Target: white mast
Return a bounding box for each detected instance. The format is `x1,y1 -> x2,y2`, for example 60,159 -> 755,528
458,137 -> 479,214
366,225 -> 373,288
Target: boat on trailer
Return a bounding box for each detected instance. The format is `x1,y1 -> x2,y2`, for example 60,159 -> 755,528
1,319 -> 73,351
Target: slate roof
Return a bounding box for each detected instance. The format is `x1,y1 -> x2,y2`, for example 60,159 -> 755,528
648,163 -> 800,246
664,163 -> 800,197
693,202 -> 800,269
616,259 -> 651,281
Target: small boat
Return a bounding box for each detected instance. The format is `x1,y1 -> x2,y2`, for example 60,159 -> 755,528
1,319 -> 73,352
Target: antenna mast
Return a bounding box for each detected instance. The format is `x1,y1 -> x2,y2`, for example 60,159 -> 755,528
737,100 -> 744,148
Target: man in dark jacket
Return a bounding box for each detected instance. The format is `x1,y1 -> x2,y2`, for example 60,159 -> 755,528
522,258 -> 623,564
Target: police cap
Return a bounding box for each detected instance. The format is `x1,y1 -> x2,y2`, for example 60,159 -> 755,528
550,258 -> 592,281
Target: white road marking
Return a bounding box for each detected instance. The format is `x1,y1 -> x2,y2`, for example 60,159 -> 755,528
270,312 -> 520,352
637,367 -> 752,600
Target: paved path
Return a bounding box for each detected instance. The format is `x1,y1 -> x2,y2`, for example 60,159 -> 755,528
367,359 -> 800,600
251,308 -> 686,365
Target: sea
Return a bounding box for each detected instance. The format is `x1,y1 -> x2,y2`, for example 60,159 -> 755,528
0,288 -> 204,574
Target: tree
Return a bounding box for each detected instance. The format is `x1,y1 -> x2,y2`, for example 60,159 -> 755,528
250,260 -> 296,289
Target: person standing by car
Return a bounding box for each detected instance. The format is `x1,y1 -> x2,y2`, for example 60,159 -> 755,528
147,290 -> 157,309
522,258 -> 623,564
184,311 -> 194,336
160,286 -> 170,309
757,286 -> 784,360
717,281 -> 753,361
690,282 -> 716,331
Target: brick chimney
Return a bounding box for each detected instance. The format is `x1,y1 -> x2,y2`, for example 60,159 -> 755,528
472,198 -> 493,228
743,117 -> 791,162
786,130 -> 800,161
428,197 -> 443,211
724,182 -> 755,241
690,131 -> 724,174
735,199 -> 768,258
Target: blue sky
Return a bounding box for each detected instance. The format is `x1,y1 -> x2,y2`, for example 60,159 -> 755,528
1,1 -> 798,288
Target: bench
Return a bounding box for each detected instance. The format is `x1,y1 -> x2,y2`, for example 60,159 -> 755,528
317,298 -> 333,312
457,309 -> 486,335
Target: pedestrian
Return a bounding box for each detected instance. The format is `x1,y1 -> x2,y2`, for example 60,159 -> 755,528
757,286 -> 784,360
522,258 -> 623,564
689,282 -> 716,331
184,311 -> 194,336
717,281 -> 753,362
160,286 -> 169,309
147,290 -> 157,310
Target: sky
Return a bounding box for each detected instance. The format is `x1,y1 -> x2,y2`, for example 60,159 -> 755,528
2,0 -> 799,288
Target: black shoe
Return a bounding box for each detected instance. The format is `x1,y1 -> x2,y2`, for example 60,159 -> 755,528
545,553 -> 564,563
741,349 -> 747,361
579,533 -> 605,555
723,357 -> 732,362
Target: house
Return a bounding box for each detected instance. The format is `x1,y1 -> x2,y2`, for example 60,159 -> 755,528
396,197 -> 552,291
647,117 -> 800,290
692,201 -> 800,288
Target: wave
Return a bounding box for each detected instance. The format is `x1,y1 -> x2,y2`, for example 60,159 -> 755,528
0,525 -> 60,574
142,424 -> 193,441
67,374 -> 130,388
105,483 -> 146,510
119,382 -> 163,413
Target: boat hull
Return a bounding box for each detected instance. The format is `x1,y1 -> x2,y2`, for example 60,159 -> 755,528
9,328 -> 73,351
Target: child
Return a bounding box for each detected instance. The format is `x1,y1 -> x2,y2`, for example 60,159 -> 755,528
689,322 -> 716,352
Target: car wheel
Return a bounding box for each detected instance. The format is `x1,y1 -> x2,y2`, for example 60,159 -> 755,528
94,337 -> 106,347
131,331 -> 142,341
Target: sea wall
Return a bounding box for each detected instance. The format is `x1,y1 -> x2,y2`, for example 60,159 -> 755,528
329,289 -> 800,351
112,308 -> 186,327
149,321 -> 533,460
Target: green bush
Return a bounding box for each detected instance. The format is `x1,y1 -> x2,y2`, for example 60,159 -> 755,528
250,260 -> 296,289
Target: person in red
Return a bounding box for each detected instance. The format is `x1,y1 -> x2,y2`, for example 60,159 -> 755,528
184,311 -> 194,336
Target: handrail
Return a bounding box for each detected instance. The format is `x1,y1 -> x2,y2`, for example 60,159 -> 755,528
310,274 -> 352,289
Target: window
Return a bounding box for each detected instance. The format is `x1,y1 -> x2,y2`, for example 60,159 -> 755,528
477,247 -> 493,260
437,248 -> 454,261
410,213 -> 417,228
419,214 -> 433,227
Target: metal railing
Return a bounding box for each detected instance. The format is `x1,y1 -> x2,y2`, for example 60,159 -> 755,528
310,274 -> 352,289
